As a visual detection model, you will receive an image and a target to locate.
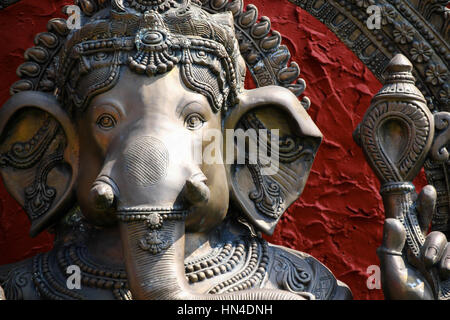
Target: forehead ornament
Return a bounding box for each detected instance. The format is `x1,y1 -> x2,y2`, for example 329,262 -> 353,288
127,0 -> 178,13
128,11 -> 181,76
129,30 -> 180,76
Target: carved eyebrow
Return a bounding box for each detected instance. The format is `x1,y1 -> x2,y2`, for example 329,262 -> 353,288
90,99 -> 126,118
176,98 -> 211,118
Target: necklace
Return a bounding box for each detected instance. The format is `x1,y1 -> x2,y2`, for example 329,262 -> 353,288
57,245 -> 131,300
208,238 -> 270,294
32,252 -> 84,300
32,236 -> 270,299
184,240 -> 245,283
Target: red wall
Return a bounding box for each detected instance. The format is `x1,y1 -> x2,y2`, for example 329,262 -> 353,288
0,0 -> 427,300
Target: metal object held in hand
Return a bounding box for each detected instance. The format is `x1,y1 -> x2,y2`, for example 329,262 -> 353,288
355,54 -> 450,300
356,54 -> 434,258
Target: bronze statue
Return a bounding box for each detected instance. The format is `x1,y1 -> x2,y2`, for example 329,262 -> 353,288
355,54 -> 450,300
0,0 -> 351,300
292,0 -> 450,301
0,0 -> 448,300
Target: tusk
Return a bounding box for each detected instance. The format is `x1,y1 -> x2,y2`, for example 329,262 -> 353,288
184,174 -> 210,205
90,181 -> 116,210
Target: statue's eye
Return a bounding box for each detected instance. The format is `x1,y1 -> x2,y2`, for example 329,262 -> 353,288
185,113 -> 205,130
96,114 -> 116,130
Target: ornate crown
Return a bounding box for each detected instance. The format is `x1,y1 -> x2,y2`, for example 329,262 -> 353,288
50,0 -> 247,114
10,0 -> 310,114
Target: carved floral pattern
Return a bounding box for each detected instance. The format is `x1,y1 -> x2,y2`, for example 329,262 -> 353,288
380,4 -> 397,25
393,23 -> 415,44
425,64 -> 448,86
410,42 -> 433,63
291,0 -> 449,113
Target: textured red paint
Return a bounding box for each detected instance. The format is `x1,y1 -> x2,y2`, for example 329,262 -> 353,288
0,0 -> 69,265
245,1 -> 383,300
0,0 -> 427,300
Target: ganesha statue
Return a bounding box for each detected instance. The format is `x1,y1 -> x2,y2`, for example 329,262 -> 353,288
0,0 -> 448,301
0,0 -> 352,300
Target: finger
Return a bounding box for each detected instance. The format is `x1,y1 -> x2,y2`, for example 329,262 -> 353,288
421,231 -> 447,268
378,218 -> 406,255
439,244 -> 450,280
378,219 -> 436,299
416,185 -> 436,235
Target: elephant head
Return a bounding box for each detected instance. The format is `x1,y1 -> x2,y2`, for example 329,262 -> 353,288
0,1 -> 321,300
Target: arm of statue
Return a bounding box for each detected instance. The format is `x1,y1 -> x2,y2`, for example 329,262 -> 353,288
378,185 -> 450,300
355,54 -> 450,300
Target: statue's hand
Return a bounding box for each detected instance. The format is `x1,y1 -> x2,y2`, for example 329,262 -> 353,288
0,285 -> 5,300
378,185 -> 450,299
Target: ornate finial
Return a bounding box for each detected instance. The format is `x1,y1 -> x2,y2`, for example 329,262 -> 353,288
374,54 -> 426,103
385,53 -> 413,75
356,54 -> 434,184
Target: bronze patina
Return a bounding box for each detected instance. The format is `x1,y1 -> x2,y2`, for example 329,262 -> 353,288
0,0 -> 449,300
0,0 -> 350,300
355,53 -> 450,300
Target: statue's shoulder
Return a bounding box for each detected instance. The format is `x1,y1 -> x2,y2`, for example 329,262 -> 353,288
265,243 -> 353,300
0,256 -> 40,300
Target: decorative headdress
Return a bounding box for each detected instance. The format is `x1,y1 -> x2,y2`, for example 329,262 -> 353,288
57,0 -> 246,114
5,0 -> 311,236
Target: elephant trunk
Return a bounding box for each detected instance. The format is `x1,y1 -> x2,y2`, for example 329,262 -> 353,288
96,133 -> 308,300
117,172 -> 307,300
119,216 -> 191,299
119,215 -> 309,300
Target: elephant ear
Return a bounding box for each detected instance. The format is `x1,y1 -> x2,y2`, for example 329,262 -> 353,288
0,91 -> 78,237
224,86 -> 322,235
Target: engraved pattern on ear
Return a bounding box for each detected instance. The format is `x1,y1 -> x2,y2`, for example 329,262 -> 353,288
0,91 -> 79,237
224,86 -> 322,235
